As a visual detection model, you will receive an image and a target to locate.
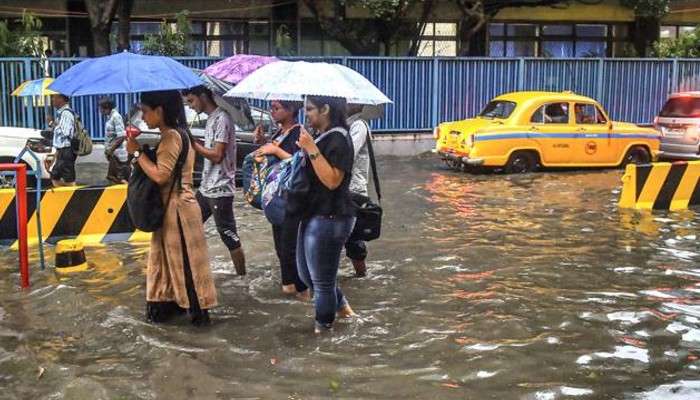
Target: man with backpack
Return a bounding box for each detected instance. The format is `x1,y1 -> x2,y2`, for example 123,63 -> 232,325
49,94 -> 78,187
183,85 -> 246,276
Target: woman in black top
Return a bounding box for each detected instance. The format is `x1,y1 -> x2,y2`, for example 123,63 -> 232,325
254,100 -> 309,299
295,95 -> 356,333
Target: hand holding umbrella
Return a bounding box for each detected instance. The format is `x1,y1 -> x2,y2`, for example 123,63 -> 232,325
297,127 -> 318,155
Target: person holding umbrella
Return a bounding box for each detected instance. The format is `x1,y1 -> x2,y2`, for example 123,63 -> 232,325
126,90 -> 218,326
183,85 -> 246,276
49,52 -> 219,325
296,96 -> 357,333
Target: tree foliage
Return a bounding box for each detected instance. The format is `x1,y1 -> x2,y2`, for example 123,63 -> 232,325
652,26 -> 700,57
0,11 -> 44,57
302,0 -> 434,55
141,11 -> 192,56
620,0 -> 670,18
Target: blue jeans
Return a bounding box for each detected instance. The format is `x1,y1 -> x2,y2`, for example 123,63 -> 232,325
297,215 -> 355,328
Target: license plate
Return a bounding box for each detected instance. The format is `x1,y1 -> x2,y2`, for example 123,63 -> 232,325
665,128 -> 685,136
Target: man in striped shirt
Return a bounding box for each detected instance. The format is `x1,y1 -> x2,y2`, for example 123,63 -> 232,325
49,94 -> 77,187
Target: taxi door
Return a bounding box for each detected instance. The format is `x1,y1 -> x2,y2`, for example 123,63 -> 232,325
572,103 -> 614,165
528,102 -> 573,165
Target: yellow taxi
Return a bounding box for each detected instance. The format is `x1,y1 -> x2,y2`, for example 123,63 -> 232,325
434,91 -> 660,173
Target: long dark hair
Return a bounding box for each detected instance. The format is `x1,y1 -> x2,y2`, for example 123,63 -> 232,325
307,96 -> 349,131
140,90 -> 188,131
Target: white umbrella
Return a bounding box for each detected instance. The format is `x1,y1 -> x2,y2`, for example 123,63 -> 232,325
224,60 -> 392,105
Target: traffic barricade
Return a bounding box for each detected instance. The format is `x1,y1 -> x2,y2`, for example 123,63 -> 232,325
619,161 -> 700,211
0,184 -> 150,246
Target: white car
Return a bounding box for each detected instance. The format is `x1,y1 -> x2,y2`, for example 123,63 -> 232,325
655,92 -> 700,160
0,127 -> 55,185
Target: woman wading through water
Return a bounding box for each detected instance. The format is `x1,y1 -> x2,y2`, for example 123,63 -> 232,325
126,90 -> 217,326
254,100 -> 310,299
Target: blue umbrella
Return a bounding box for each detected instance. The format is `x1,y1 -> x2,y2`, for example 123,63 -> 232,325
49,51 -> 202,96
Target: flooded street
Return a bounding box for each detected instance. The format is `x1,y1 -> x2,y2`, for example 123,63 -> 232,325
1,155 -> 699,399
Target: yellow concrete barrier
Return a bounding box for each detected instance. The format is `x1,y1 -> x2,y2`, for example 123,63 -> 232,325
0,184 -> 150,246
619,161 -> 700,210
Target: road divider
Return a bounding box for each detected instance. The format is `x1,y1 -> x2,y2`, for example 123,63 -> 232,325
619,161 -> 700,210
0,184 -> 150,246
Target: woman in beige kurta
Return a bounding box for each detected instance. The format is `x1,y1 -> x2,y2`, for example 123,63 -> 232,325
126,90 -> 217,326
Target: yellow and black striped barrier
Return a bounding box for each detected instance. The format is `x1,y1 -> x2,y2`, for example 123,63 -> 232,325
0,184 -> 150,246
619,161 -> 700,210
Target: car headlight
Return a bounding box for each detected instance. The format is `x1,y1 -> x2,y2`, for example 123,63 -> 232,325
26,138 -> 51,153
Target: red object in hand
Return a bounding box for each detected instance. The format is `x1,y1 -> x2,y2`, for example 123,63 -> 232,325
126,125 -> 141,139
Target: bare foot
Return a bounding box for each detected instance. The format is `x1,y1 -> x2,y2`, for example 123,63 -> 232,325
296,289 -> 311,301
282,284 -> 296,295
337,304 -> 357,319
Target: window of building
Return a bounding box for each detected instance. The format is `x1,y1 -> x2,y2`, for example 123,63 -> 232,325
489,23 -> 628,58
660,25 -> 696,39
116,20 -> 252,57
416,22 -> 457,57
489,23 -> 538,57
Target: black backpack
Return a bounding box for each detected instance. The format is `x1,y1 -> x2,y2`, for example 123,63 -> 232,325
127,130 -> 189,233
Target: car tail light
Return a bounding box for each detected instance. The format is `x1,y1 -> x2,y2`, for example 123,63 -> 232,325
433,126 -> 441,139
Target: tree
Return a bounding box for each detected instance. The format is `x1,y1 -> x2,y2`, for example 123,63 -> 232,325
117,0 -> 135,51
621,0 -> 671,56
141,11 -> 192,56
652,26 -> 700,57
302,0 -> 435,56
0,11 -> 44,57
84,0 -> 121,56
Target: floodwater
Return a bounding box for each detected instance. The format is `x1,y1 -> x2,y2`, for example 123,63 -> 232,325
1,156 -> 699,399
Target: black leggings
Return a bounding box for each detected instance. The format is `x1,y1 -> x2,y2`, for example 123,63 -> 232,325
272,217 -> 307,292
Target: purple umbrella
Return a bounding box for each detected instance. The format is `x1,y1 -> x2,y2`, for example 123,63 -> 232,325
203,54 -> 279,85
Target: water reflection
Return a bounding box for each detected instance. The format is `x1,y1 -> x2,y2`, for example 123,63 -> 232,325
0,157 -> 698,399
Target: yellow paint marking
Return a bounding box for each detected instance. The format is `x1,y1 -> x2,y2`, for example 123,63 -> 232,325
78,185 -> 126,244
20,186 -> 80,247
0,188 -> 15,221
618,164 -> 636,209
636,163 -> 671,210
129,230 -> 151,242
670,164 -> 700,211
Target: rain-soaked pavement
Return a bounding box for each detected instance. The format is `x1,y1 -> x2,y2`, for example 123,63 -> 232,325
1,155 -> 699,399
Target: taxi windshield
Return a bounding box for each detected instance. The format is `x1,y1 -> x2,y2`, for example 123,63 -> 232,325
479,101 -> 516,119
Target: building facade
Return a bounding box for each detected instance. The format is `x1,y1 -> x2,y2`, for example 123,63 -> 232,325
1,0 -> 700,58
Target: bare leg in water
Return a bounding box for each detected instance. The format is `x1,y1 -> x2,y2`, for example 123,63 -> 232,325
230,247 -> 246,276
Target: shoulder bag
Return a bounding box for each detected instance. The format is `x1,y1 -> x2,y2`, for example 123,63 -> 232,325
349,122 -> 383,242
127,129 -> 189,232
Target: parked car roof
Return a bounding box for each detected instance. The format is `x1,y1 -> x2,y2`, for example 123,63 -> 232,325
0,127 -> 43,139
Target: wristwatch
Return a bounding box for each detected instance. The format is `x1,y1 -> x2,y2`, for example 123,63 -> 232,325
131,150 -> 141,162
309,151 -> 320,160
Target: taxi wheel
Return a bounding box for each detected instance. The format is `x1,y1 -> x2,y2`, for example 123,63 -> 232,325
444,159 -> 461,171
622,146 -> 651,167
505,151 -> 538,174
